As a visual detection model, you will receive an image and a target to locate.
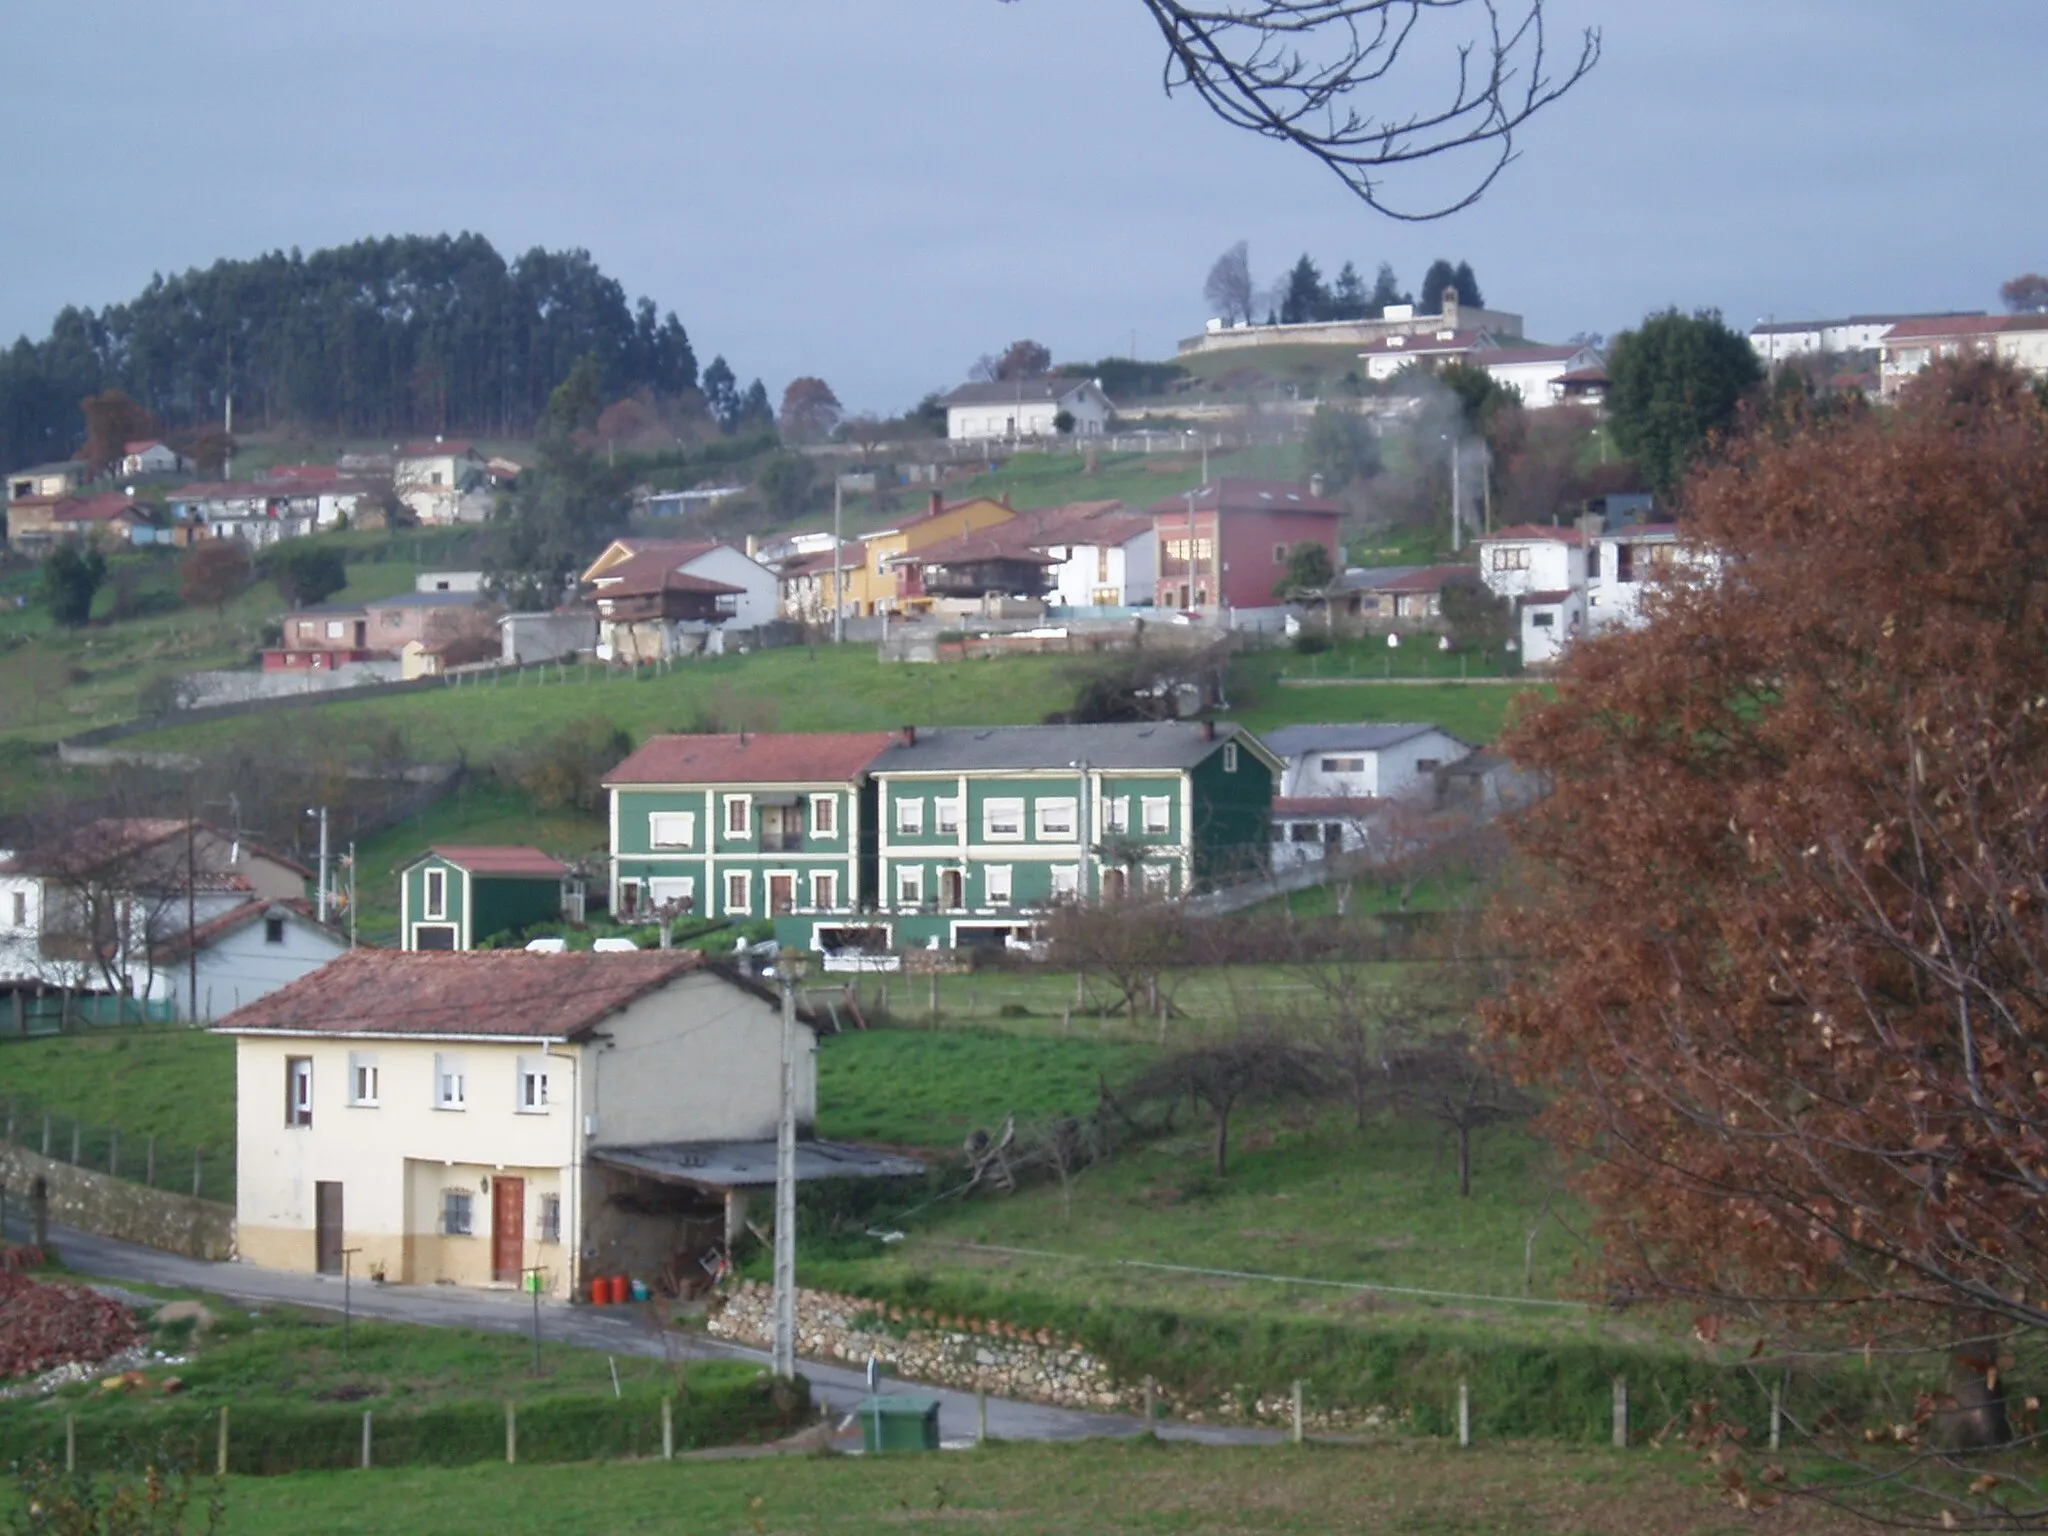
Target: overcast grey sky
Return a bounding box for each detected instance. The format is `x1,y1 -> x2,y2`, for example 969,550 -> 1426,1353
4,1 -> 2043,415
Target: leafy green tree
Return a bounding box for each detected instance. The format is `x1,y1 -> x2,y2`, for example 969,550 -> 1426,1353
701,356 -> 741,432
263,545 -> 348,607
994,340 -> 1053,380
488,364 -> 632,607
1328,262 -> 1368,321
1274,540 -> 1337,601
548,355 -> 604,436
1420,258 -> 1458,310
1436,360 -> 1521,432
1302,403 -> 1381,492
756,453 -> 818,518
736,380 -> 774,434
1279,255 -> 1326,324
1605,308 -> 1765,495
41,545 -> 106,626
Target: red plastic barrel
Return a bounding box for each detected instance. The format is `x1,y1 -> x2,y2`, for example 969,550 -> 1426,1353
590,1276 -> 611,1305
611,1275 -> 630,1305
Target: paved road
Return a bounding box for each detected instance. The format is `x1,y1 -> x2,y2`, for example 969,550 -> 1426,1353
6,1216 -> 1275,1449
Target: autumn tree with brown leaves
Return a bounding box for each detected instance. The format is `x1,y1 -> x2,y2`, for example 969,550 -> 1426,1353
78,390 -> 158,482
1490,361 -> 2048,1521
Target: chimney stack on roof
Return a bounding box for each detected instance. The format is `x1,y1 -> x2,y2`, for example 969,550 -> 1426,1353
1442,288 -> 1461,330
929,490 -> 943,517
900,725 -> 917,747
1309,473 -> 1325,498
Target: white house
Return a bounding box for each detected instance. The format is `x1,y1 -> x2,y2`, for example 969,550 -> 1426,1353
1357,326 -> 1491,383
121,440 -> 188,477
581,538 -> 780,632
393,440 -> 492,525
1877,315 -> 2048,400
1585,522 -> 1683,633
1477,343 -> 1606,408
152,899 -> 347,1021
1749,312 -> 1987,367
1476,524 -> 1586,603
939,378 -> 1114,443
0,820 -> 309,1008
1262,722 -> 1473,869
167,483 -> 326,547
1031,508 -> 1158,608
1515,586 -> 1586,667
215,949 -> 929,1295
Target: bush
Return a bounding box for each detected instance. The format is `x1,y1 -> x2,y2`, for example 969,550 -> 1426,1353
261,545 -> 347,607
1292,631 -> 1332,655
501,718 -> 632,813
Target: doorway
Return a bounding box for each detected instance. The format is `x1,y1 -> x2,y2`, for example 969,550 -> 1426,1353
492,1176 -> 525,1283
315,1182 -> 344,1275
767,874 -> 795,915
939,869 -> 964,910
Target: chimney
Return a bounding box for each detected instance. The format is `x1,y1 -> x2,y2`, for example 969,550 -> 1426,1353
1202,719 -> 1216,741
1441,288 -> 1460,330
745,533 -> 758,560
1309,473 -> 1325,499
900,724 -> 917,747
929,490 -> 943,517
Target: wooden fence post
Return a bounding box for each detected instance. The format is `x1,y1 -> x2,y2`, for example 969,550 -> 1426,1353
976,1386 -> 987,1444
65,1414 -> 76,1474
192,1149 -> 203,1199
661,1397 -> 673,1461
107,1129 -> 117,1176
216,1405 -> 229,1477
1611,1377 -> 1628,1449
360,1410 -> 372,1469
70,1123 -> 80,1164
1770,1378 -> 1784,1452
1457,1381 -> 1471,1448
505,1400 -> 517,1464
1142,1375 -> 1156,1427
146,1134 -> 156,1187
1290,1380 -> 1304,1444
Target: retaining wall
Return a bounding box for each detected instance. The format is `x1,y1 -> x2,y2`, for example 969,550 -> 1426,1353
0,1144 -> 233,1260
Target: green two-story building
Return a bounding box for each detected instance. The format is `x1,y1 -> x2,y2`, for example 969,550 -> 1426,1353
399,846 -> 577,950
864,721 -> 1277,950
604,732 -> 897,938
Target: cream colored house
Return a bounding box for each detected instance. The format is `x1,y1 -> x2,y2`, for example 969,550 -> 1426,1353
216,949 -> 850,1294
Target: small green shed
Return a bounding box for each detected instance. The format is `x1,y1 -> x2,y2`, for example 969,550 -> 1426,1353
400,846 -> 576,952
855,1395 -> 942,1454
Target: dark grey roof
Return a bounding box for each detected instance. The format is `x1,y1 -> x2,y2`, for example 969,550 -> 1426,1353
592,1139 -> 926,1190
1336,565 -> 1423,591
939,378 -> 1106,408
364,590 -> 489,610
1262,723 -> 1469,759
871,722 -> 1261,775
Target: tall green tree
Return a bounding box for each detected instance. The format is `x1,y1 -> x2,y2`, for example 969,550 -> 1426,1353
1279,255 -> 1327,325
1452,261 -> 1483,309
1604,308 -> 1765,496
42,545 -> 106,626
488,364 -> 632,608
1420,258 -> 1459,310
1367,262 -> 1409,318
1303,403 -> 1381,492
701,356 -> 740,433
1328,262 -> 1368,321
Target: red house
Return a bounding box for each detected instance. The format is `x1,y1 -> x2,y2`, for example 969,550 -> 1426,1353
1145,479 -> 1344,612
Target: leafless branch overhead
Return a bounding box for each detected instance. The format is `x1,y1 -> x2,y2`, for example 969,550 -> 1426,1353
1134,1 -> 1599,220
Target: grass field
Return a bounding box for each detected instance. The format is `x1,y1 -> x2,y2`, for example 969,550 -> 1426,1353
34,1439 -> 1873,1536
0,1028 -> 236,1154
944,440 -> 1305,513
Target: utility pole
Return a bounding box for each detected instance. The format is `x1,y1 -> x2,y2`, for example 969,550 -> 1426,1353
184,813 -> 198,1024
311,807 -> 330,924
832,475 -> 844,646
772,958 -> 800,1381
346,843 -> 357,949
1450,439 -> 1463,555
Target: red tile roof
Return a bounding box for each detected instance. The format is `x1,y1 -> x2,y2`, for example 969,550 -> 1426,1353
213,948 -> 706,1040
1481,524 -> 1584,546
889,528 -> 1058,567
55,493 -> 149,525
1360,563 -> 1480,593
593,551 -> 746,600
122,439 -> 168,455
1557,366 -> 1609,383
606,732 -> 900,787
424,846 -> 571,878
1881,315 -> 2012,341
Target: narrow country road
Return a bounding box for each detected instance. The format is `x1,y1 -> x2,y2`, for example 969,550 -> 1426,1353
6,1216 -> 1277,1449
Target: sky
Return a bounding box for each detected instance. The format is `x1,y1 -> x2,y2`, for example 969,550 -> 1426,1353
3,0 -> 2044,416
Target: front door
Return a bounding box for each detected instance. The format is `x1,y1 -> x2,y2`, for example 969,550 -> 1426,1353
314,1181 -> 344,1275
940,870 -> 964,910
768,874 -> 795,915
492,1176 -> 525,1283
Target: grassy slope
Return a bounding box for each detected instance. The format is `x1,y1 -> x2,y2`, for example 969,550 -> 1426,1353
0,1029 -> 236,1152
145,1440 -> 1869,1536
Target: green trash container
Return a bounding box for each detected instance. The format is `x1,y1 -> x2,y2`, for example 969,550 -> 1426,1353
856,1395 -> 942,1454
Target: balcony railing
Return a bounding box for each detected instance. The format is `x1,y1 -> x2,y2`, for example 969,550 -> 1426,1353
758,831 -> 805,853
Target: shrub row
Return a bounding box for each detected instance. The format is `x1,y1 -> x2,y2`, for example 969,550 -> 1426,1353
0,1374 -> 807,1476
794,1264 -> 1926,1443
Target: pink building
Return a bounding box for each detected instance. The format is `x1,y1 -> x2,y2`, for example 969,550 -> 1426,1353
1145,479 -> 1344,612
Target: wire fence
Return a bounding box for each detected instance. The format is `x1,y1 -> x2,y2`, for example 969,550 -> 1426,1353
3,994 -> 181,1038
0,1091 -> 232,1205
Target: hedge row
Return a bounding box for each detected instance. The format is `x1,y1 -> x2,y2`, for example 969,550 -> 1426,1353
798,1264 -> 1929,1443
0,1375 -> 808,1476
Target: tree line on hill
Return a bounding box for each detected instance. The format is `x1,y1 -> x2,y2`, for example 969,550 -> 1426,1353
0,234 -> 768,474
1203,243 -> 1483,327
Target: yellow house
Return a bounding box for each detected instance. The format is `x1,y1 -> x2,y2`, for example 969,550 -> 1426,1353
847,493 -> 1015,616
217,949 -> 828,1293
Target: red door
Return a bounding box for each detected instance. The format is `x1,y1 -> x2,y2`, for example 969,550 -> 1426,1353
492,1176 -> 525,1283
768,874 -> 795,915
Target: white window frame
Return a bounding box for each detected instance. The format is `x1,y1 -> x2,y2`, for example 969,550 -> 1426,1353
517,1056 -> 550,1113
1035,798 -> 1077,841
983,797 -> 1025,841
810,870 -> 839,910
348,1052 -> 379,1107
11,890 -> 28,928
286,1056 -> 313,1128
648,812 -> 696,849
1143,863 -> 1171,895
935,798 -> 962,836
809,794 -> 837,838
615,878 -> 642,918
647,876 -> 696,913
723,794 -> 751,837
424,867 -> 447,919
1222,742 -> 1239,773
1141,796 -> 1172,835
434,1053 -> 466,1111
895,795 -> 924,835
1050,864 -> 1080,900
1102,796 -> 1129,834
895,865 -> 924,906
443,1188 -> 474,1236
537,1192 -> 563,1245
724,869 -> 751,914
984,864 -> 1014,907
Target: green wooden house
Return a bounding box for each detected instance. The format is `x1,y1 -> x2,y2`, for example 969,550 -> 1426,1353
399,846 -> 576,951
604,733 -> 898,942
862,721 -> 1277,950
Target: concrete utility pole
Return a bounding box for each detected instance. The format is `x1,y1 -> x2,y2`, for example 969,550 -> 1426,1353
311,806 -> 330,924
832,476 -> 845,645
772,959 -> 800,1381
1449,438 -> 1464,555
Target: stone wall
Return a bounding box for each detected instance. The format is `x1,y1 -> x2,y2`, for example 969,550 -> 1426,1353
705,1281 -> 1392,1431
0,1145 -> 233,1261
